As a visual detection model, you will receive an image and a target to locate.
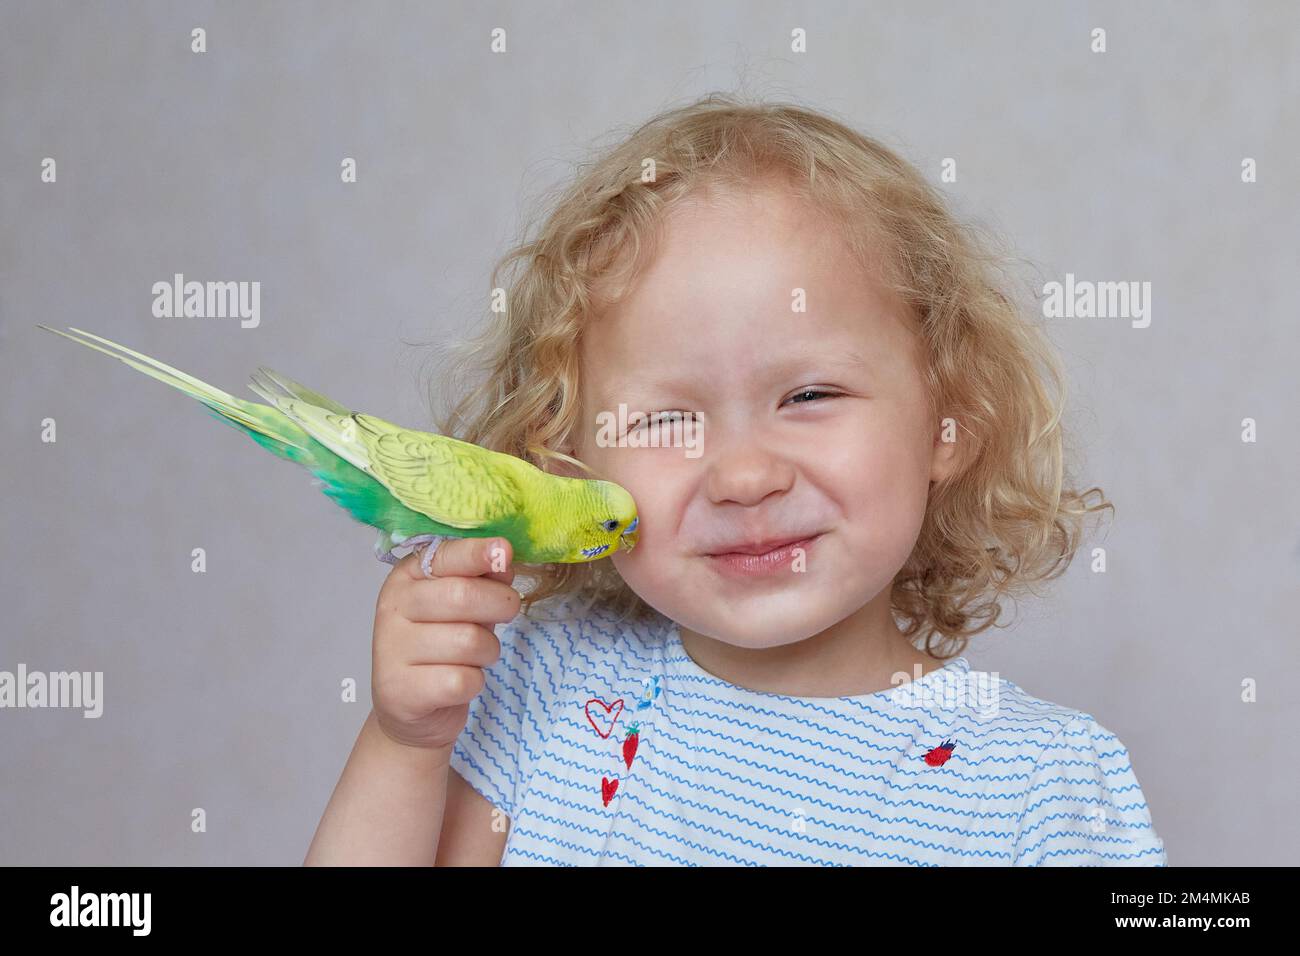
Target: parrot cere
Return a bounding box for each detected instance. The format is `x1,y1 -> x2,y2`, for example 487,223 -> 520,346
38,326 -> 640,569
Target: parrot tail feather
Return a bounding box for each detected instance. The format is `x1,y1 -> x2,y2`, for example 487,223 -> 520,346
38,325 -> 314,454
40,324 -> 454,554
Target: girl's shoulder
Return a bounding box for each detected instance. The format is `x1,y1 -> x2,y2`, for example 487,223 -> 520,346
953,665 -> 1167,866
940,659 -> 1142,746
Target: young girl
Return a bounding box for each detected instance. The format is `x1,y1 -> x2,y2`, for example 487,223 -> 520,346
305,94 -> 1166,866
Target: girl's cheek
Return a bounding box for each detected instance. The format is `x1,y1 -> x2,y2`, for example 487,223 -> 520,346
610,455 -> 678,532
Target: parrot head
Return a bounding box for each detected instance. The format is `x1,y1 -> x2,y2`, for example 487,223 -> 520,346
570,480 -> 639,562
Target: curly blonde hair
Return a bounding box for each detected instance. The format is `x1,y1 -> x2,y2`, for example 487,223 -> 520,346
417,91 -> 1112,659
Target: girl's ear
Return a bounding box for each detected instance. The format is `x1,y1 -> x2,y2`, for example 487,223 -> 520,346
929,412 -> 963,484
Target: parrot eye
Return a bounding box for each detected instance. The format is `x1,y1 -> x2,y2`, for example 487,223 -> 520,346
602,519 -> 619,532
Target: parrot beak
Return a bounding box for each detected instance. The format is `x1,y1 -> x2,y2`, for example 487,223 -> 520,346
620,518 -> 639,552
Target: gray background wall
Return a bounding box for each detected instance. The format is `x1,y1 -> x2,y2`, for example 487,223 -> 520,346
2,0 -> 1296,865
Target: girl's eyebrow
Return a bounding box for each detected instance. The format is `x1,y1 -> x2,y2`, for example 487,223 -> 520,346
833,350 -> 871,369
595,350 -> 870,408
760,349 -> 871,378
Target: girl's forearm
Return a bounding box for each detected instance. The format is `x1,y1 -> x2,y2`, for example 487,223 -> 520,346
304,709 -> 452,866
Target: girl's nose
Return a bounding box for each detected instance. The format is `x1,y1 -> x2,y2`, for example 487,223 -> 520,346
703,440 -> 795,506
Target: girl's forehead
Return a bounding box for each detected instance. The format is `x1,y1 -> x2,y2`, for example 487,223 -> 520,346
582,271 -> 905,359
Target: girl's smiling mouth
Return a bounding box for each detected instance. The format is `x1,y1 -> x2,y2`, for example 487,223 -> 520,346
704,533 -> 825,576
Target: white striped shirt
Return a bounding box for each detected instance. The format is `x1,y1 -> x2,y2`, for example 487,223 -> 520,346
450,593 -> 1167,866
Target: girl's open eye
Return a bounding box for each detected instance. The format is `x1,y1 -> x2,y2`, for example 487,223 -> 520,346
782,389 -> 840,406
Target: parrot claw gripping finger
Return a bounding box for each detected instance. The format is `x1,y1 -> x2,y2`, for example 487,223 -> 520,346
395,534 -> 449,579
374,531 -> 445,569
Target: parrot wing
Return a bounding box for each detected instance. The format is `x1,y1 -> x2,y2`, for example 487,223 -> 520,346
247,371 -> 528,531
355,415 -> 529,530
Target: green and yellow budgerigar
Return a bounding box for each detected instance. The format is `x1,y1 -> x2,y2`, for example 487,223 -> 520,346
39,326 -> 639,571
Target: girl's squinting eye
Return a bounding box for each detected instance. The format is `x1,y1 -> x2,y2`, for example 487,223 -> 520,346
629,410 -> 699,431
628,395 -> 832,430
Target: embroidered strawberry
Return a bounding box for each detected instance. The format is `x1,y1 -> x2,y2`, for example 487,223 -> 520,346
601,776 -> 619,806
923,738 -> 957,767
622,722 -> 641,769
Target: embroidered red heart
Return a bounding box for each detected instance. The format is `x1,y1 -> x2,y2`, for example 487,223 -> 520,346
585,697 -> 625,738
601,776 -> 619,806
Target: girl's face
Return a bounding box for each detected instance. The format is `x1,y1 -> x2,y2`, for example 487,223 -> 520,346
572,182 -> 958,649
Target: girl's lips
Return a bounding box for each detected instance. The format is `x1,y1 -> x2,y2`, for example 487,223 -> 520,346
705,533 -> 823,577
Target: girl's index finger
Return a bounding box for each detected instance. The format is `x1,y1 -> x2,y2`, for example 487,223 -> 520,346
402,536 -> 514,583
